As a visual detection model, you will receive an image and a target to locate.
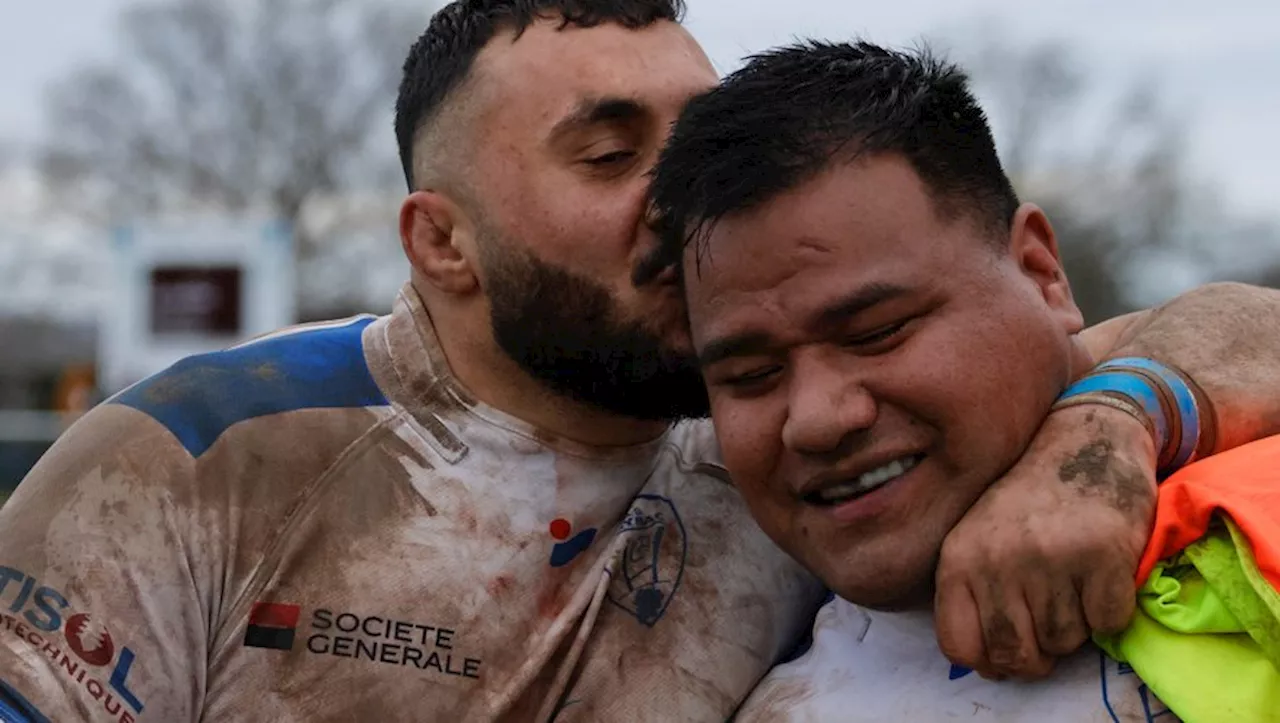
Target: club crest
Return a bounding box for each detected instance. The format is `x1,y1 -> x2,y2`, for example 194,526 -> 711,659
606,494 -> 687,627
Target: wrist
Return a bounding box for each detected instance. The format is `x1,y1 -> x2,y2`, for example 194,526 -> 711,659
1052,356 -> 1215,480
1046,403 -> 1159,492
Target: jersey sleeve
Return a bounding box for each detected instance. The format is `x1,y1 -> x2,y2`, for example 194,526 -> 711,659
0,404 -> 208,723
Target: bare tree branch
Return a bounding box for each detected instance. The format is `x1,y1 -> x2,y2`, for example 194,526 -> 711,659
39,0 -> 428,251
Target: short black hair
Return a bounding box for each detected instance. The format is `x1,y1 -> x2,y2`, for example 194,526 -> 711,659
395,0 -> 686,190
649,40 -> 1020,266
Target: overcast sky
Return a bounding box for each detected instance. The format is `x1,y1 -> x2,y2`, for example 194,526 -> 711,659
2,0 -> 1277,220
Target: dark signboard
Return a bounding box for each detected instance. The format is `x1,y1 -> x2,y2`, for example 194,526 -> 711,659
149,266 -> 243,336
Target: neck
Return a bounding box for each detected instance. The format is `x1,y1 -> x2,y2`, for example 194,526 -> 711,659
418,288 -> 671,449
1067,335 -> 1099,383
874,577 -> 935,613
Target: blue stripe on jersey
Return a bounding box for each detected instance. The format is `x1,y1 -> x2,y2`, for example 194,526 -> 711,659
112,317 -> 389,457
0,680 -> 51,723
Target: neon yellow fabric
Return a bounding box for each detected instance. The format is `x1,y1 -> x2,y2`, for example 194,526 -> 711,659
1096,519 -> 1280,722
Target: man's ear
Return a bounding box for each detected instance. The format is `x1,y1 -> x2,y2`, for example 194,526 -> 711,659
1007,202 -> 1084,334
400,190 -> 480,295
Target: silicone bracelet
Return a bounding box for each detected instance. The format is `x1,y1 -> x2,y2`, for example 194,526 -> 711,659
1058,371 -> 1171,461
1097,357 -> 1201,472
1050,392 -> 1156,440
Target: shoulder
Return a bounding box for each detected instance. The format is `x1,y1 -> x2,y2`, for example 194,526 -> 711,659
109,316 -> 390,459
4,316 -> 402,602
662,418 -> 730,483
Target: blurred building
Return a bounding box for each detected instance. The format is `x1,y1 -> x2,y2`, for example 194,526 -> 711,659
0,160 -> 408,494
0,165 -> 104,492
0,207 -> 298,492
0,318 -> 97,492
99,218 -> 295,393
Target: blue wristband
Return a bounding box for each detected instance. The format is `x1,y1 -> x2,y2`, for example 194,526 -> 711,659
1059,371 -> 1171,460
1098,357 -> 1201,472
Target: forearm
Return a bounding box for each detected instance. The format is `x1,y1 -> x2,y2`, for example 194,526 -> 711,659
1084,281 -> 1280,454
938,282 -> 1280,671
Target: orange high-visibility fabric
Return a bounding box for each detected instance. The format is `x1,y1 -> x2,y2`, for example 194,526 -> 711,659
1139,435 -> 1280,590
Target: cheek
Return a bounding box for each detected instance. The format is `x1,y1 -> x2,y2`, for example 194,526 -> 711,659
711,399 -> 789,511
530,176 -> 646,266
484,171 -> 620,267
906,317 -> 1063,471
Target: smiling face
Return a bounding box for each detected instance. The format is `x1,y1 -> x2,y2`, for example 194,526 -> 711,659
683,154 -> 1085,607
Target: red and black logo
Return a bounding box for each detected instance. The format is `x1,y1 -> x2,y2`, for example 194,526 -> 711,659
243,602 -> 301,651
241,600 -> 484,680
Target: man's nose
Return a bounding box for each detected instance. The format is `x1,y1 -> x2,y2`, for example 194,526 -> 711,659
632,205 -> 678,287
780,355 -> 877,455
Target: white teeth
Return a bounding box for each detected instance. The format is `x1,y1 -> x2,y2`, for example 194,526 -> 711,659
816,456 -> 920,503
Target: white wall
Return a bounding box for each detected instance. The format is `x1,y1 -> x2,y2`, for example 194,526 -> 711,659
99,218 -> 296,394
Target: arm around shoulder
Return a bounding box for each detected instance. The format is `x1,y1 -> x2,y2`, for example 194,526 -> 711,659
1083,281 -> 1280,455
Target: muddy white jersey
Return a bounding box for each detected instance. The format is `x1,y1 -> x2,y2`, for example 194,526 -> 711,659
0,285 -> 822,723
738,595 -> 1178,722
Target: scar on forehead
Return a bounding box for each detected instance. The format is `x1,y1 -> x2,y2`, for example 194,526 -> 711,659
795,236 -> 835,255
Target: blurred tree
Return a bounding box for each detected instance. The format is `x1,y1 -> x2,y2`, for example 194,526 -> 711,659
954,34 -> 1199,323
1212,218 -> 1280,293
39,0 -> 431,317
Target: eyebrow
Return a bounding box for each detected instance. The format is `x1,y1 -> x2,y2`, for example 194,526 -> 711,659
696,282 -> 912,368
697,331 -> 776,369
813,282 -> 912,331
547,97 -> 647,143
